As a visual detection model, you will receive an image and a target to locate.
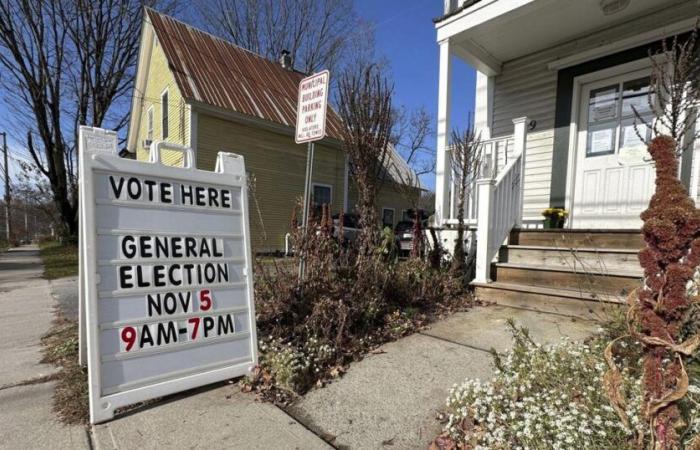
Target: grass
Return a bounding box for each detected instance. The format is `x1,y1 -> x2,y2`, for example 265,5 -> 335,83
39,241 -> 78,279
40,314 -> 89,425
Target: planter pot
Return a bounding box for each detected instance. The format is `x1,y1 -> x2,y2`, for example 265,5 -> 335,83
543,217 -> 565,229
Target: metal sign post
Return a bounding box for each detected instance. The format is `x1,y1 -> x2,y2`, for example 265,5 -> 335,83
295,70 -> 329,280
79,126 -> 257,424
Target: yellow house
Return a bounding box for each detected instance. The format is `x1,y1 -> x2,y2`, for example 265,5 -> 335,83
126,9 -> 421,253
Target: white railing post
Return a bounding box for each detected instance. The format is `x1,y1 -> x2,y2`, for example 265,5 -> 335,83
475,177 -> 495,283
512,116 -> 528,227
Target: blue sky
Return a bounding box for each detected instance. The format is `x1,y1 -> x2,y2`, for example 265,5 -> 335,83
0,1 -> 476,195
355,0 -> 476,190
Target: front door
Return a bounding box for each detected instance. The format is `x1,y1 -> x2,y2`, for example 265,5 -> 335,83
571,69 -> 655,229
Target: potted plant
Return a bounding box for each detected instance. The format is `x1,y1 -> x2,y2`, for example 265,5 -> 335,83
541,208 -> 568,229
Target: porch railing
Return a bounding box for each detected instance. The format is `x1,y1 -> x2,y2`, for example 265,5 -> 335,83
474,117 -> 528,283
444,135 -> 514,226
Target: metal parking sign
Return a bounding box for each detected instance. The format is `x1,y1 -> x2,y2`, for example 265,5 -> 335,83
79,126 -> 258,424
295,70 -> 330,144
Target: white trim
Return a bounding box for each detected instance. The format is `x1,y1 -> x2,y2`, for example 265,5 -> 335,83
146,105 -> 154,141
343,153 -> 349,212
436,0 -> 541,41
381,207 -> 396,228
126,18 -> 155,153
548,18 -> 698,71
189,105 -> 198,168
565,60 -> 653,227
160,87 -> 170,140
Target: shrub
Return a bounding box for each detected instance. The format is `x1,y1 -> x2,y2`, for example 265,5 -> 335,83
248,204 -> 469,398
433,321 -> 700,449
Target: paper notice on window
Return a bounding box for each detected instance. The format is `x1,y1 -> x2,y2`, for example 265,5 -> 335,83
589,128 -> 613,155
620,123 -> 647,149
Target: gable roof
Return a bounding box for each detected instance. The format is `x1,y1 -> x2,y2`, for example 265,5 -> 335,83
145,8 -> 344,141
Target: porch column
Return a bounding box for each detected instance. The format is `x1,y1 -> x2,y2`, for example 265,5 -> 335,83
512,116 -> 528,226
474,71 -> 494,140
435,38 -> 452,226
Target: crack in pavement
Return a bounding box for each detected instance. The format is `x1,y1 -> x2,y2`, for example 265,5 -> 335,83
0,372 -> 58,391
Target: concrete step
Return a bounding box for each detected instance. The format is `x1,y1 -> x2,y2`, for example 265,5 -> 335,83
492,262 -> 642,297
511,229 -> 643,250
473,281 -> 624,321
500,245 -> 641,274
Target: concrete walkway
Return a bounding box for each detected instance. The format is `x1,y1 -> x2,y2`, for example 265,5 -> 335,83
0,246 -> 90,449
289,305 -> 599,449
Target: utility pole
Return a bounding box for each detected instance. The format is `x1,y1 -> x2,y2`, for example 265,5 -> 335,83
1,132 -> 10,242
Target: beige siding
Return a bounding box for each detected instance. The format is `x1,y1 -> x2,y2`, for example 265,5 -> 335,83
196,114 -> 346,253
347,182 -> 418,229
134,37 -> 190,166
490,1 -> 695,220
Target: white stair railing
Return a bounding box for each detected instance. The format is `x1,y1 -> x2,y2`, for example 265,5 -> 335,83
474,117 -> 528,283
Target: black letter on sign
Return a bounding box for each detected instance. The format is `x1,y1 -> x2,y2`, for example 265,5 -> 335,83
218,314 -> 235,335
157,322 -> 178,345
121,235 -> 137,259
203,317 -> 215,337
119,266 -> 134,289
139,325 -> 154,348
109,176 -> 125,199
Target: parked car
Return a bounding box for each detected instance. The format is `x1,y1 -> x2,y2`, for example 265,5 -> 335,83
395,220 -> 415,255
332,213 -> 362,243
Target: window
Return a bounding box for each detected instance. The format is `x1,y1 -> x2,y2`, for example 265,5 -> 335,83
146,106 -> 154,141
402,209 -> 411,221
312,184 -> 332,217
586,76 -> 652,157
161,90 -> 169,139
382,208 -> 395,228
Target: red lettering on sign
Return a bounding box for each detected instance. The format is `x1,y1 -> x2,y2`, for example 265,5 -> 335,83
199,289 -> 212,311
121,326 -> 137,352
188,317 -> 200,340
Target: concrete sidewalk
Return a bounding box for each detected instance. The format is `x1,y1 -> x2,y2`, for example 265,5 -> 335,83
289,306 -> 598,449
0,246 -> 331,449
0,245 -> 600,449
0,246 -> 90,449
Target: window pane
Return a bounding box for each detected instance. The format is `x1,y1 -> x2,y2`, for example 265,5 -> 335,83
312,185 -> 331,206
382,209 -> 394,227
589,85 -> 619,123
619,115 -> 652,151
587,120 -> 616,156
621,77 -> 652,117
162,92 -> 169,139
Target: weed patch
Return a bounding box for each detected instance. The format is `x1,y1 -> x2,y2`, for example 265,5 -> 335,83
39,241 -> 78,280
40,314 -> 88,425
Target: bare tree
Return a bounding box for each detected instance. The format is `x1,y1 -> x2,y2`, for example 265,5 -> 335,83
336,64 -> 394,262
449,125 -> 481,283
635,27 -> 700,153
198,0 -> 357,75
0,0 -> 176,237
393,107 -> 434,259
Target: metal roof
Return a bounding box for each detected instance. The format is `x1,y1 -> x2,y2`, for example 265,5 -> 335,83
146,8 -> 344,141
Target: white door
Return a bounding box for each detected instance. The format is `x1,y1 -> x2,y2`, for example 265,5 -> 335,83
571,69 -> 655,229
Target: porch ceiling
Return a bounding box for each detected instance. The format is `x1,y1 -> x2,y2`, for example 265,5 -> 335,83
438,0 -> 693,75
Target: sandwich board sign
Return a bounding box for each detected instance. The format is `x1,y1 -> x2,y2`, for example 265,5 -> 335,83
295,70 -> 330,144
78,126 -> 258,424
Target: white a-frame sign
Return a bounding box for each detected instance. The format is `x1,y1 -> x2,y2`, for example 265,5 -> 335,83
79,126 -> 258,424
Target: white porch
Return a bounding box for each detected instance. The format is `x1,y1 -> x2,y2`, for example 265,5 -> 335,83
434,0 -> 700,283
